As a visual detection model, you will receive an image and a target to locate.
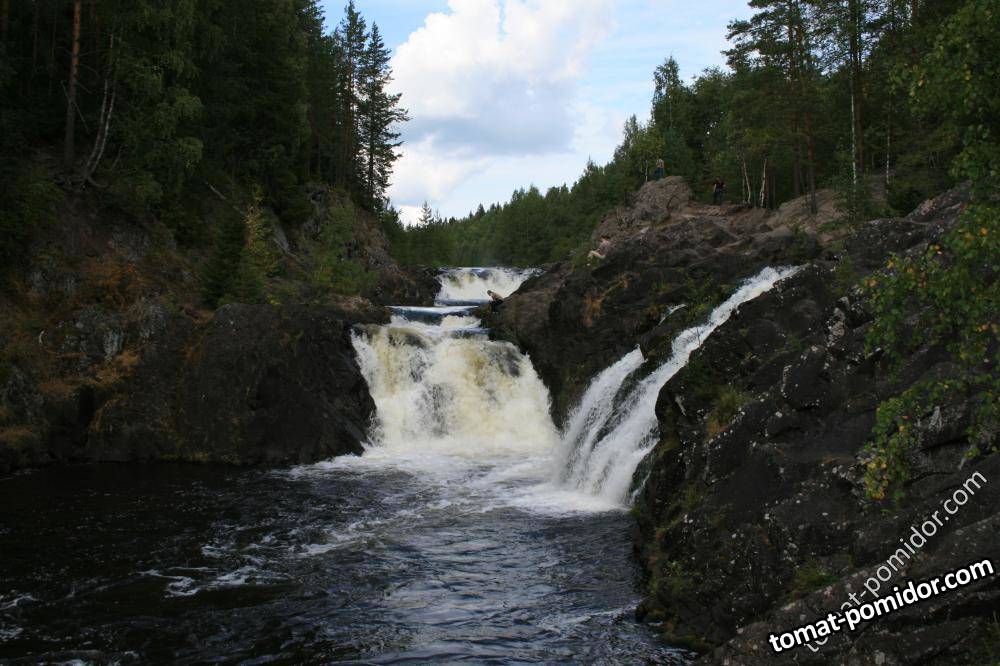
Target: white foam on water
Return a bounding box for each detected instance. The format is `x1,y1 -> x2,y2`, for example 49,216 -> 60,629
436,267 -> 537,302
297,266 -> 799,521
351,327 -> 559,464
555,266 -> 802,506
388,314 -> 482,331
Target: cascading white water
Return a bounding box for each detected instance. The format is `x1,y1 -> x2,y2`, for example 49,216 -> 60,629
555,266 -> 802,505
436,267 -> 538,303
346,264 -> 798,513
349,267 -> 558,472
352,328 -> 559,461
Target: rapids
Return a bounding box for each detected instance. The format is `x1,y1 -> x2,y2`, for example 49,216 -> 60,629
0,265 -> 797,663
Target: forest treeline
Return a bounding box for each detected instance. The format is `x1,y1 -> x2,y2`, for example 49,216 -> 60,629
0,0 -> 405,301
390,0 -> 998,267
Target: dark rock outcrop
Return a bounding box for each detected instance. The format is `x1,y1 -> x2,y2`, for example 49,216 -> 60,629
0,181 -> 425,473
85,304 -> 383,465
489,177 -> 831,421
492,177 -> 995,662
626,185 -> 998,663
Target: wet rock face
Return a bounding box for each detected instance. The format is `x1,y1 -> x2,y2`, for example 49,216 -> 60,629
489,177 -> 993,661
86,304 -> 385,465
490,177 -> 827,422
629,186 -> 998,663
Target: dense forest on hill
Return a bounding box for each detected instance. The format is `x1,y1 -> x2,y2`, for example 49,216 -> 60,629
0,0 -> 405,302
390,0 -> 998,267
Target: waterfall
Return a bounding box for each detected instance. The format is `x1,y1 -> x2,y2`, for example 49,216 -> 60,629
351,328 -> 558,461
555,266 -> 801,505
436,267 -> 538,303
350,267 -> 556,468
347,265 -> 798,512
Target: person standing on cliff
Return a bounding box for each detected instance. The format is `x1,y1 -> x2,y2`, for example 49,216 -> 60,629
713,177 -> 726,205
651,159 -> 666,180
487,290 -> 505,313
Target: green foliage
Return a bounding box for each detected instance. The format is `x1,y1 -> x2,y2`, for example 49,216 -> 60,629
222,198 -> 282,305
910,0 -> 1000,198
0,161 -> 60,266
789,558 -> 838,600
861,204 -> 999,499
831,252 -> 858,295
706,385 -> 751,439
203,194 -> 282,306
389,1 -> 988,267
1,0 -> 405,235
203,215 -> 246,307
307,200 -> 375,297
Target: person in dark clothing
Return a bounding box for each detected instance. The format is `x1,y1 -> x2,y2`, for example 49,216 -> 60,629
487,290 -> 505,313
713,177 -> 725,205
651,159 -> 666,180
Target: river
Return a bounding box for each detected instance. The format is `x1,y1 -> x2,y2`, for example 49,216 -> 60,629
0,265 -> 797,663
0,268 -> 691,664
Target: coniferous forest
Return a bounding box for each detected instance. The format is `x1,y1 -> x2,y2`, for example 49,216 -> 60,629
2,1 -> 997,272
1,0 -> 405,300
390,0 -> 998,268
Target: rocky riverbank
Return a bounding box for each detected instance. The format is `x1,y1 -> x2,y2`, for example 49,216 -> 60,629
492,178 -> 999,663
0,185 -> 436,473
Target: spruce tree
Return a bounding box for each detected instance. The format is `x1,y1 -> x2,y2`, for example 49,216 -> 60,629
359,23 -> 407,209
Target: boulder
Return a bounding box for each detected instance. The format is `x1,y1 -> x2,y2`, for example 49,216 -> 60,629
629,186 -> 999,663
86,304 -> 385,465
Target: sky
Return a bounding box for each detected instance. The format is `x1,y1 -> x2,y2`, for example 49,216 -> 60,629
320,1 -> 754,224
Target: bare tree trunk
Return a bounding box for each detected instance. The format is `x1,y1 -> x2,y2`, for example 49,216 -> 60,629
792,15 -> 818,214
81,32 -> 115,185
848,0 -> 865,183
850,88 -> 858,185
48,1 -> 57,96
63,0 -> 82,173
759,158 -> 768,209
1,0 -> 10,44
31,0 -> 40,77
741,156 -> 750,203
787,1 -> 802,199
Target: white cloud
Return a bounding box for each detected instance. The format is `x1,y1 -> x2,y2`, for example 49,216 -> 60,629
388,0 -> 616,223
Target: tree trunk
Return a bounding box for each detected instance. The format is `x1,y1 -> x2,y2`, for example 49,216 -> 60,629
81,32 -> 115,185
787,1 -> 801,199
1,0 -> 10,44
63,0 -> 82,173
31,0 -> 40,75
794,20 -> 818,214
848,0 -> 865,183
741,156 -> 751,204
48,1 -> 58,96
759,158 -> 768,208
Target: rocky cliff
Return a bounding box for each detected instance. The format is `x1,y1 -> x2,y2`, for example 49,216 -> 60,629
489,177 -> 828,420
0,184 -> 433,472
83,304 -> 384,466
493,178 -> 998,663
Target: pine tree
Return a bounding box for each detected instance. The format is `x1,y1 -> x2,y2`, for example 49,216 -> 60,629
359,23 -> 407,209
417,201 -> 435,226
727,0 -> 819,209
331,0 -> 366,192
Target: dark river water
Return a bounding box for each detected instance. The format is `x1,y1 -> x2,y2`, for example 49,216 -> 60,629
0,463 -> 688,664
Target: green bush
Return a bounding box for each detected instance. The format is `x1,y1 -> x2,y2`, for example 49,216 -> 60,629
861,204 -> 998,499
0,162 -> 60,268
308,200 -> 375,297
706,385 -> 751,439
